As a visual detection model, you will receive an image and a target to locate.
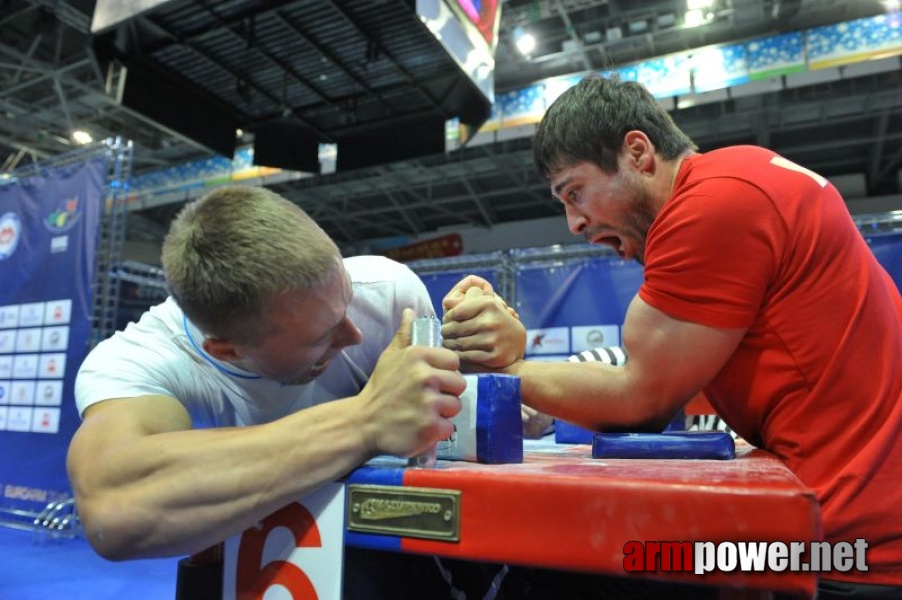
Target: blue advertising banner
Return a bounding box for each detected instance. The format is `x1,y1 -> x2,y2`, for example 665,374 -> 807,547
0,158 -> 105,512
512,233 -> 902,359
515,257 -> 643,359
866,233 -> 902,291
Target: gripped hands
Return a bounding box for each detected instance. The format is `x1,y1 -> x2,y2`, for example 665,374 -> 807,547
441,277 -> 527,370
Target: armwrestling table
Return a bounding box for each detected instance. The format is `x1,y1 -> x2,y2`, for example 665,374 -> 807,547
344,440 -> 821,599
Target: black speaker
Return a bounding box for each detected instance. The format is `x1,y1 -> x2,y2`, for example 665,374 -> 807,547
252,121 -> 322,174
335,113 -> 446,171
118,58 -> 238,158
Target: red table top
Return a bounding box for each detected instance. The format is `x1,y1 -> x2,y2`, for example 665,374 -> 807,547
390,440 -> 820,597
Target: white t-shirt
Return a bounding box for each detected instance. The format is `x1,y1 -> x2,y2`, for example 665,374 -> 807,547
75,256 -> 435,427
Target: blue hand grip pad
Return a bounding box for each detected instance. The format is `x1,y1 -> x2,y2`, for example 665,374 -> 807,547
592,431 -> 735,460
437,373 -> 523,464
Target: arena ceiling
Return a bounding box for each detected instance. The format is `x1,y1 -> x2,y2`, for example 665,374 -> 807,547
1,0 -> 900,247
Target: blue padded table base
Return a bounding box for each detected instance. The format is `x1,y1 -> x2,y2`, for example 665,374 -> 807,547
592,431 -> 735,460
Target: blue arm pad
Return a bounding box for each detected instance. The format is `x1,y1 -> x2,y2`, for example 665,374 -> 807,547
592,431 -> 735,460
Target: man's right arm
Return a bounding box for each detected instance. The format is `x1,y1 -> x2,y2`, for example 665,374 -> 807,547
68,393 -> 379,560
444,287 -> 746,432
67,310 -> 465,561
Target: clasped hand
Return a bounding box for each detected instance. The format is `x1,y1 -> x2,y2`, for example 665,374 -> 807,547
440,275 -> 527,371
441,276 -> 552,438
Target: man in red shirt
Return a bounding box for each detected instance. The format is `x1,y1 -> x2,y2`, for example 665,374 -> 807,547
442,74 -> 902,598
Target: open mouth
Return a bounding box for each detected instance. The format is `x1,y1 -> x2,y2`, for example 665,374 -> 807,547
308,360 -> 330,376
592,235 -> 624,256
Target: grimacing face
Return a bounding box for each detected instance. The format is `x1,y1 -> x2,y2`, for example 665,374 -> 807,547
550,159 -> 657,265
231,265 -> 363,385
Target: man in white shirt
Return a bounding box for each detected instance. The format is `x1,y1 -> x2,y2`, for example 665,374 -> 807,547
68,185 -> 524,567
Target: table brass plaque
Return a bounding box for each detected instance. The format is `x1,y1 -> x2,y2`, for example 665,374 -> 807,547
347,484 -> 460,542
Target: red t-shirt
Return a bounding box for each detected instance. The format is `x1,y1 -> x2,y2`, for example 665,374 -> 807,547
639,146 -> 902,584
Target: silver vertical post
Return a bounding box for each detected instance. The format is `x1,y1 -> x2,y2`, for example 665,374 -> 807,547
409,316 -> 442,468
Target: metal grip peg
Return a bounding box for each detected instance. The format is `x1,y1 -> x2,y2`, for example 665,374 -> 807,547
409,316 -> 441,468
410,315 -> 442,348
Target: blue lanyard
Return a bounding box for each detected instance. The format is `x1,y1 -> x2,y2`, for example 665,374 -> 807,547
183,314 -> 262,380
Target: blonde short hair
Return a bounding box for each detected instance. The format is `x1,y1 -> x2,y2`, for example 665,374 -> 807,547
161,186 -> 341,343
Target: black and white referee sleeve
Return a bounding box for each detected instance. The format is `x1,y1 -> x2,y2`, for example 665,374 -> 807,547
568,346 -> 628,366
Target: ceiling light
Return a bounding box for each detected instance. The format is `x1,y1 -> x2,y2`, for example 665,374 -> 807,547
684,8 -> 712,28
516,33 -> 535,55
72,130 -> 92,145
513,26 -> 536,55
658,13 -> 677,28
687,0 -> 714,10
628,19 -> 649,34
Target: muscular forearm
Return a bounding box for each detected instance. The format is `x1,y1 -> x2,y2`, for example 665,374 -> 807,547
509,360 -> 675,432
70,397 -> 373,560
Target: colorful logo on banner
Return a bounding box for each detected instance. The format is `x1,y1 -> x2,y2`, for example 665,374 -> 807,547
44,195 -> 82,232
526,326 -> 570,355
0,212 -> 21,260
0,156 -> 103,514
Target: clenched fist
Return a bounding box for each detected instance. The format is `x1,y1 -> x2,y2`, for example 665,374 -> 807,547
354,308 -> 465,458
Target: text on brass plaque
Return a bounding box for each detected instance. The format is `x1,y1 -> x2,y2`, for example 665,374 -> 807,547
347,484 -> 460,542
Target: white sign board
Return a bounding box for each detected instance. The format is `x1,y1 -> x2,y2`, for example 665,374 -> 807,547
223,482 -> 346,599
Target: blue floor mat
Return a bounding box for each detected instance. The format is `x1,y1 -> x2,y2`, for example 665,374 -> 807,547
0,526 -> 180,600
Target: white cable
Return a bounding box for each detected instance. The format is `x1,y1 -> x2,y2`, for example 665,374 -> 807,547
432,556 -> 513,600
433,556 -> 468,600
482,564 -> 510,600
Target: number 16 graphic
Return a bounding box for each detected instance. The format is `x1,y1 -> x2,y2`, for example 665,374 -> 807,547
236,502 -> 322,599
